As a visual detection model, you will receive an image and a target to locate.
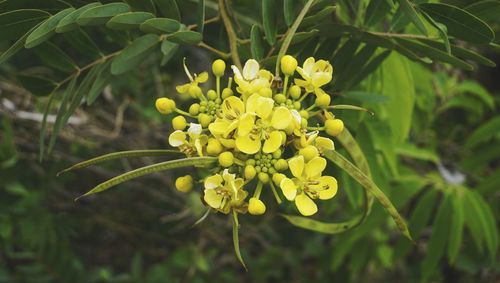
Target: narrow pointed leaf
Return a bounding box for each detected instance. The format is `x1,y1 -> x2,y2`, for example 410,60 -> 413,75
262,0 -> 277,45
418,38 -> 496,67
0,9 -> 50,41
167,31 -> 202,45
395,0 -> 427,35
197,0 -> 205,33
152,0 -> 180,21
87,61 -> 113,105
56,2 -> 102,33
283,0 -> 296,26
33,42 -> 78,72
77,157 -> 216,199
140,18 -> 181,34
232,210 -> 247,270
106,12 -> 155,30
448,192 -> 464,264
0,24 -> 40,65
111,34 -> 160,75
25,7 -> 75,48
17,75 -> 57,96
250,25 -> 264,60
77,3 -> 131,26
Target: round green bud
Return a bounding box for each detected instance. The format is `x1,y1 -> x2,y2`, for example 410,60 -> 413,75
155,97 -> 176,115
189,103 -> 200,116
274,159 -> 289,171
325,119 -> 345,137
221,88 -> 233,99
274,94 -> 286,104
175,175 -> 193,193
289,85 -> 301,99
212,59 -> 226,77
258,172 -> 270,183
215,98 -> 222,104
261,167 -> 268,173
281,55 -> 298,76
272,150 -> 282,159
255,166 -> 261,173
299,145 -> 319,162
218,151 -> 234,167
272,173 -> 286,186
200,101 -> 208,106
198,113 -> 212,128
268,167 -> 276,174
259,88 -> 273,98
244,165 -> 257,180
301,118 -> 308,128
207,138 -> 223,155
246,159 -> 256,166
172,115 -> 187,130
299,110 -> 309,119
293,101 -> 302,110
315,94 -> 331,108
248,198 -> 266,215
207,89 -> 217,100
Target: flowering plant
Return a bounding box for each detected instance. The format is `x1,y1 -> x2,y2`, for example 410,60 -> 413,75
60,55 -> 411,268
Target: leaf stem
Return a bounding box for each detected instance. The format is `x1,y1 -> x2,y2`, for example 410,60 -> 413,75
199,42 -> 230,59
218,0 -> 242,69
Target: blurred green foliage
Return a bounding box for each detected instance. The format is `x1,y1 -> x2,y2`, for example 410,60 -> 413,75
1,0 -> 499,282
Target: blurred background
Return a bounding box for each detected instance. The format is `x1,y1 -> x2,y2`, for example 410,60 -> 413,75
0,0 -> 499,282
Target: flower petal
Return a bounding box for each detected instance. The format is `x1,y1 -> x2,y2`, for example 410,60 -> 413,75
315,136 -> 335,151
176,83 -> 190,94
223,96 -> 245,117
280,178 -> 297,201
196,71 -> 208,83
271,106 -> 292,129
235,135 -> 261,154
204,174 -> 223,190
168,130 -> 186,147
263,131 -> 282,153
303,57 -> 316,75
237,113 -> 255,137
317,176 -> 338,200
243,59 -> 259,80
295,194 -> 318,216
305,157 -> 326,179
311,72 -> 332,88
204,189 -> 223,209
288,155 -> 304,178
256,96 -> 274,119
188,123 -> 202,136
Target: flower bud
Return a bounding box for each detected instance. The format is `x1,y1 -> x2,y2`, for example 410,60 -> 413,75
293,101 -> 301,110
221,88 -> 233,99
188,85 -> 202,98
299,145 -> 319,162
189,103 -> 200,116
289,85 -> 301,99
244,165 -> 257,180
218,151 -> 234,167
274,159 -> 288,171
272,173 -> 286,186
212,59 -> 226,77
155,97 -> 176,115
259,88 -> 272,98
258,172 -> 270,183
325,119 -> 344,137
274,94 -> 286,104
172,115 -> 187,130
272,149 -> 282,159
315,94 -> 331,108
248,198 -> 266,215
207,89 -> 217,100
198,113 -> 212,128
281,55 -> 298,76
175,175 -> 193,193
207,138 -> 223,155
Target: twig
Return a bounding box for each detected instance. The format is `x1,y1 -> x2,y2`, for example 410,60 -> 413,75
199,42 -> 230,59
218,0 -> 242,69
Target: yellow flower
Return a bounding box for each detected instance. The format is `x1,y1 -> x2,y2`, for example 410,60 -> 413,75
231,59 -> 274,100
176,59 -> 209,97
294,57 -> 333,96
280,156 -> 338,216
203,169 -> 248,214
208,96 -> 247,138
235,94 -> 292,154
168,123 -> 208,156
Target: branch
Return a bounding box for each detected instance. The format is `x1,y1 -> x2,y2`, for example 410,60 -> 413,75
218,0 -> 242,69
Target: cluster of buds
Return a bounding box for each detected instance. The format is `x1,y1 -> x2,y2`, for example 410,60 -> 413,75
156,55 -> 345,217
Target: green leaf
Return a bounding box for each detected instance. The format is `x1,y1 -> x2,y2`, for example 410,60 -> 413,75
465,0 -> 500,23
167,31 -> 202,45
324,150 -> 412,240
448,192 -> 464,264
77,157 -> 216,199
55,2 -> 102,33
420,10 -> 451,54
231,210 -> 247,270
290,29 -> 319,45
0,9 -> 50,41
364,0 -> 392,26
77,3 -> 131,26
124,0 -> 156,13
345,50 -> 391,90
394,143 -> 440,164
302,6 -> 336,27
470,192 -> 499,260
63,28 -> 102,59
17,75 -> 56,96
33,42 -> 78,73
25,7 -> 75,48
422,192 -> 452,280
418,39 -> 496,67
332,39 -> 361,75
106,12 -> 155,30
250,25 -> 264,61
111,34 -> 160,75
139,18 -> 180,34
395,38 -> 473,70
343,91 -> 390,103
0,23 -> 40,65
152,0 -> 180,21
87,61 -> 112,105
395,0 -> 427,35
455,80 -> 495,110
465,117 -> 500,148
262,0 -> 277,45
160,40 -> 179,66
334,43 -> 377,91
283,0 -> 296,26
58,149 -> 183,175
281,214 -> 366,234
419,3 -> 495,44
197,0 -> 205,33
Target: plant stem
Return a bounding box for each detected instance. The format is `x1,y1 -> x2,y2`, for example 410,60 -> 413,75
199,42 -> 230,59
218,0 -> 242,69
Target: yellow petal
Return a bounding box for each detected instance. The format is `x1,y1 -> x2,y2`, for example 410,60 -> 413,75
263,131 -> 282,153
288,155 -> 304,178
219,138 -> 235,148
208,120 -> 230,136
280,178 -> 297,201
311,72 -> 331,88
176,83 -> 190,94
196,71 -> 208,83
223,96 -> 245,117
204,174 -> 223,189
302,57 -> 316,74
237,113 -> 255,136
204,189 -> 223,209
243,59 -> 259,80
295,194 -> 318,216
315,136 -> 335,151
187,123 -> 202,136
168,130 -> 186,147
271,107 -> 292,129
305,157 -> 326,179
235,135 -> 261,154
246,93 -> 260,113
256,96 -> 274,119
317,176 -> 338,200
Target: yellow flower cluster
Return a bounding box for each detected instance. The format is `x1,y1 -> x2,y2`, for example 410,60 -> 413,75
156,55 -> 345,217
